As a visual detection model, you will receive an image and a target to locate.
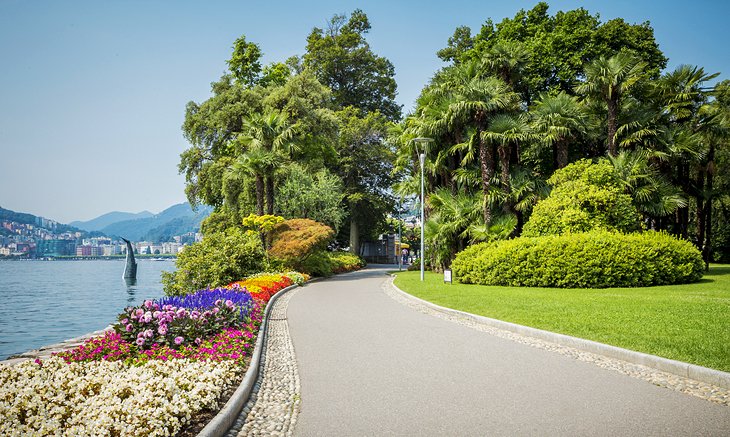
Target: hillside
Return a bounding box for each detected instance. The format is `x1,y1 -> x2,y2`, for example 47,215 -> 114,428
70,210 -> 153,232
100,203 -> 212,242
0,206 -> 82,235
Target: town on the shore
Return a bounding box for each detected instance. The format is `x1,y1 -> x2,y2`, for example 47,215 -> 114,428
0,218 -> 201,259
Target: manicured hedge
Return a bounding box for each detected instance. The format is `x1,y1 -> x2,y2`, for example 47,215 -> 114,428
452,230 -> 704,288
300,251 -> 366,276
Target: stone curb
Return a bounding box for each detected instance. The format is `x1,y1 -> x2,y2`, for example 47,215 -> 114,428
198,280 -> 312,437
388,275 -> 730,390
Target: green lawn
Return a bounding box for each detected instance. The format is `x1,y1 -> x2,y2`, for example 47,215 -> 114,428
393,265 -> 730,372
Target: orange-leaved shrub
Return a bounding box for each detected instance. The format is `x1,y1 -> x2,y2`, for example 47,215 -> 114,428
268,219 -> 334,270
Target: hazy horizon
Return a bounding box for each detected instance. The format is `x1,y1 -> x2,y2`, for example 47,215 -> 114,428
2,0 -> 728,223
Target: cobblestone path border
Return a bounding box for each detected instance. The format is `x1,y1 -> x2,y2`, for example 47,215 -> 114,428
383,277 -> 729,407
226,288 -> 301,437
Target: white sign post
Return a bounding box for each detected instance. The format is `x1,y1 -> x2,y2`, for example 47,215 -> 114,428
444,268 -> 452,284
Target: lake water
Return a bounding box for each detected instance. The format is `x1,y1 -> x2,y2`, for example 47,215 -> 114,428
0,259 -> 175,360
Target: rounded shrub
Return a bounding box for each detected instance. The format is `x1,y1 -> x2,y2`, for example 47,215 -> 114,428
522,159 -> 643,237
452,230 -> 704,288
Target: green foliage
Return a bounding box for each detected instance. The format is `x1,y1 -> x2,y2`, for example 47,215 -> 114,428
452,230 -> 704,288
276,163 -> 345,232
227,35 -> 263,86
260,62 -> 292,88
299,250 -> 365,276
161,227 -> 266,296
242,213 -> 284,234
334,106 -> 396,248
304,9 -> 401,120
458,2 -> 666,101
522,159 -> 642,236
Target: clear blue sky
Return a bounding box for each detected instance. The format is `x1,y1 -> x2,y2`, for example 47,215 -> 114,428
1,0 -> 728,223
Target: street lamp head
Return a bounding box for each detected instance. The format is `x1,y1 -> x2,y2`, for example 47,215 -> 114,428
411,137 -> 434,155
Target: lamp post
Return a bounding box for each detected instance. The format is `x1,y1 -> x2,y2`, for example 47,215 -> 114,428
412,137 -> 433,281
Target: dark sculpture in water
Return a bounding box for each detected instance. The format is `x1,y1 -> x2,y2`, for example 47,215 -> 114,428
121,238 -> 137,280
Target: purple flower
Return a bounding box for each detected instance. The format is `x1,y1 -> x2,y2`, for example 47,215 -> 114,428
174,337 -> 184,345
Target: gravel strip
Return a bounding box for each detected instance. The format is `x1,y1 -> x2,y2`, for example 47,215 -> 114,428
227,288 -> 301,437
382,277 -> 730,407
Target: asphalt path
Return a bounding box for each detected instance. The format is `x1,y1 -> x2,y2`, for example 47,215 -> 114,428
287,265 -> 730,436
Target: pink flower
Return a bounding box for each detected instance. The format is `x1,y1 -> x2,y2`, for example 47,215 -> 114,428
144,300 -> 153,309
121,318 -> 128,325
215,299 -> 222,306
135,308 -> 144,317
225,300 -> 234,308
212,308 -> 220,314
126,324 -> 133,332
195,338 -> 202,345
174,337 -> 184,345
158,325 -> 168,335
136,338 -> 145,346
144,329 -> 153,338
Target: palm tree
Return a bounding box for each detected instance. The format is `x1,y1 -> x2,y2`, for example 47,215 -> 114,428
482,113 -> 532,215
481,41 -> 529,90
425,188 -> 483,269
447,69 -> 519,224
531,92 -> 587,169
608,150 -> 686,225
238,111 -> 297,214
576,52 -> 647,156
229,149 -> 277,215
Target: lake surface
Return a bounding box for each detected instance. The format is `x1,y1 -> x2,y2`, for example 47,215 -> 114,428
0,259 -> 175,360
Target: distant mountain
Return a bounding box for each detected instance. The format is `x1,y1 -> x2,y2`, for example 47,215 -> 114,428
100,203 -> 212,242
70,210 -> 154,232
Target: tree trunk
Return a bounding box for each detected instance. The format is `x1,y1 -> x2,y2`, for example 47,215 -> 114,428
678,163 -> 690,239
498,143 -> 511,214
696,168 -> 706,251
255,174 -> 265,216
556,139 -> 569,169
704,147 -> 716,271
265,176 -> 274,215
478,136 -> 495,225
606,97 -> 618,156
349,218 -> 360,256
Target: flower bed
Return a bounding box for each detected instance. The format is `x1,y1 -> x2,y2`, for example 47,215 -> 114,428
0,271 -> 305,436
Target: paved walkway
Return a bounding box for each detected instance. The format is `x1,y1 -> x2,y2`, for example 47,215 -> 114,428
287,265 -> 730,436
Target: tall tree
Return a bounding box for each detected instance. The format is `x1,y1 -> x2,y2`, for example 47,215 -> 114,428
447,68 -> 519,224
334,107 -> 394,255
456,2 -> 665,103
531,92 -> 587,169
304,9 -> 401,120
227,35 -> 263,87
237,111 -> 297,214
576,52 -> 647,156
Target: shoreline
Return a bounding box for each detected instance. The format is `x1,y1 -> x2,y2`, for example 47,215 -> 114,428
0,325 -> 115,367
